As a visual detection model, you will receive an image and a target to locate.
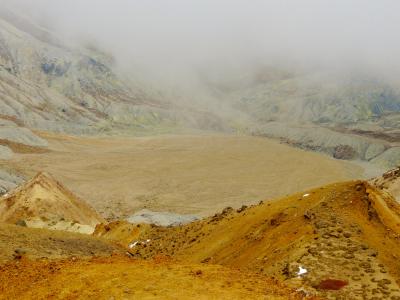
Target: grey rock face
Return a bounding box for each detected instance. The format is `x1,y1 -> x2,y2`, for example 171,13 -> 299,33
0,169 -> 24,195
253,122 -> 388,158
0,145 -> 12,160
371,147 -> 400,169
365,144 -> 387,161
230,72 -> 400,126
252,122 -> 400,168
0,10 -> 227,137
0,127 -> 48,147
126,209 -> 199,227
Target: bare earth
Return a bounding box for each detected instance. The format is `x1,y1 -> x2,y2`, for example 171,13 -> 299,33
0,256 -> 312,300
98,181 -> 400,299
1,133 -> 363,219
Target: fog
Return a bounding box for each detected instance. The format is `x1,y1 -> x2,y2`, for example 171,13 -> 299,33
2,0 -> 400,85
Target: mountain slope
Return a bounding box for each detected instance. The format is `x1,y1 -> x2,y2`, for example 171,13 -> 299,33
0,8 -> 228,136
0,256 -> 311,300
0,9 -> 160,133
0,222 -> 121,263
371,167 -> 400,202
0,7 -> 398,170
203,69 -> 400,168
0,7 -> 232,194
98,180 -> 400,299
0,172 -> 104,233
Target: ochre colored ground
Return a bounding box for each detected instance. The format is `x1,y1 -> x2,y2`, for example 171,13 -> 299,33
0,256 -> 313,300
0,223 -> 122,263
1,180 -> 400,299
98,181 -> 400,299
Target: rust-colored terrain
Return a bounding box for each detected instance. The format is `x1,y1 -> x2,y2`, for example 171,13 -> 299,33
0,256 -> 311,300
0,223 -> 122,264
97,180 -> 400,299
1,170 -> 400,299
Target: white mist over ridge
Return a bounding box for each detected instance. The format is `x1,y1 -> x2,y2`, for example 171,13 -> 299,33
2,0 -> 400,83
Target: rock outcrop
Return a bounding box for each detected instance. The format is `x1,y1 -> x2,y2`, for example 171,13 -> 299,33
0,172 -> 104,233
371,166 -> 400,202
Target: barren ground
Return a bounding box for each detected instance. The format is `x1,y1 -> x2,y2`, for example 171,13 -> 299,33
99,181 -> 400,299
0,256 -> 313,300
0,223 -> 122,263
0,133 -> 363,219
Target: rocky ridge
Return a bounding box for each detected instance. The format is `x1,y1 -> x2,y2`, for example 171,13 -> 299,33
97,180 -> 400,299
0,172 -> 104,233
371,167 -> 400,202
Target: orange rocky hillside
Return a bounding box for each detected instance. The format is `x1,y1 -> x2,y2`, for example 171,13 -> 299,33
0,256 -> 314,300
0,172 -> 104,233
96,180 -> 400,299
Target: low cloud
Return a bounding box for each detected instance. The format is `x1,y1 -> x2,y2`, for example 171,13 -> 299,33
2,0 -> 400,83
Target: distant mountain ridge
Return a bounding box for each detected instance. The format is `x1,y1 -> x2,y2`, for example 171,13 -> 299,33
201,68 -> 400,168
0,7 -> 398,173
0,8 -> 227,136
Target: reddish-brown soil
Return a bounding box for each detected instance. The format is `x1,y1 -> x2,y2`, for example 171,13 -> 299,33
0,256 -> 315,300
97,181 -> 400,299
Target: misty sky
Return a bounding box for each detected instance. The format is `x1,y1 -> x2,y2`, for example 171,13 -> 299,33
2,0 -> 400,81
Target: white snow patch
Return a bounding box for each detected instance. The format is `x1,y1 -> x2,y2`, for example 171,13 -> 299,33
129,241 -> 139,249
297,266 -> 308,276
126,209 -> 199,227
128,239 -> 151,249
